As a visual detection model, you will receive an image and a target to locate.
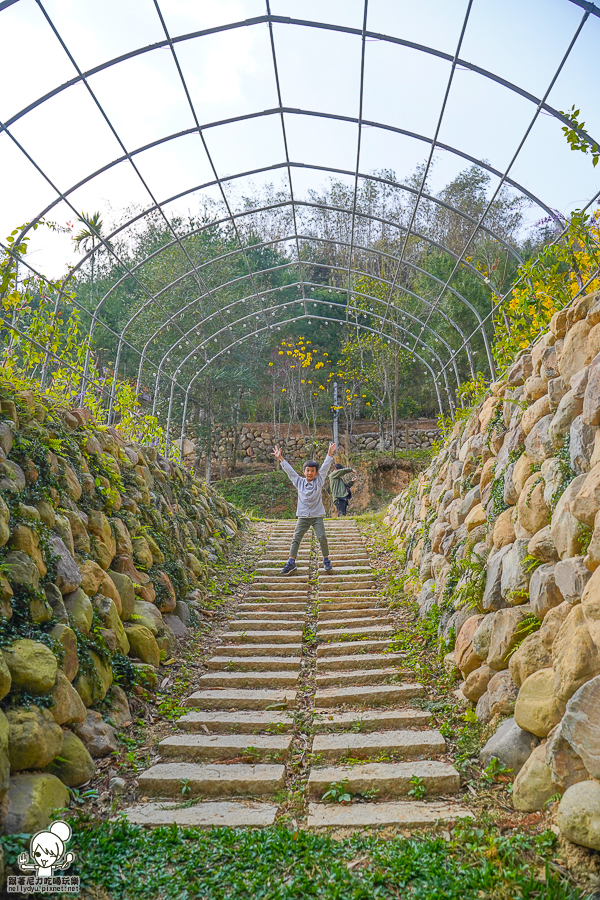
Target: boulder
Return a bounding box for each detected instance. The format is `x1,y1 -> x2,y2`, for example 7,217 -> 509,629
107,570 -> 135,621
527,525 -> 559,563
529,563 -> 563,620
4,773 -> 70,835
125,624 -> 160,667
89,535 -> 116,571
4,550 -> 40,592
132,535 -> 153,569
487,605 -> 534,670
78,559 -> 105,597
104,684 -> 132,728
3,639 -> 57,693
509,630 -> 552,687
582,352 -> 600,426
479,716 -> 539,776
549,389 -> 584,448
507,353 -> 533,386
59,509 -> 90,554
73,710 -> 118,758
58,459 -> 82,500
145,532 -> 165,565
514,667 -> 566,737
163,614 -> 187,637
548,376 -> 568,409
472,612 -> 497,660
98,570 -> 123,614
522,396 -> 551,436
476,669 -> 518,723
111,517 -> 133,556
0,459 -> 26,493
46,731 -> 95,787
153,570 -> 177,613
546,726 -> 588,791
175,600 -> 191,625
557,780 -> 600,850
454,614 -> 486,676
44,583 -> 68,623
517,474 -> 550,536
131,599 -> 162,635
570,416 -> 598,475
49,535 -> 82,594
512,743 -> 555,812
500,539 -> 531,604
462,664 -> 494,702
49,624 -> 79,682
540,600 -> 573,653
524,415 -> 554,463
8,524 -> 47,577
0,655 -> 11,702
74,650 -> 113,706
93,596 -> 130,655
63,587 -> 94,634
493,509 -> 516,549
552,604 -> 600,702
571,462 -> 600,528
6,706 -> 63,771
551,474 -> 588,560
50,670 -> 87,725
553,673 -> 600,780
585,512 -> 600,572
482,544 -> 513,612
554,556 -> 592,604
559,318 -> 594,383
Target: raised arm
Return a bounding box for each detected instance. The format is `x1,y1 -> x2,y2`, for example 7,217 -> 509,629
273,446 -> 301,488
317,443 -> 337,484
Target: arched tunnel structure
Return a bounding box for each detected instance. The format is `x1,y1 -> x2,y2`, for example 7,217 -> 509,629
1,0 -> 600,453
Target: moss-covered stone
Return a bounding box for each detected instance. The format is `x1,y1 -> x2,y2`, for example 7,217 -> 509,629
125,624 -> 160,667
107,569 -> 135,620
93,596 -> 129,654
63,587 -> 93,634
4,550 -> 40,591
4,773 -> 70,834
3,639 -> 58,693
49,624 -> 79,682
50,670 -> 87,725
45,730 -> 95,787
6,706 -> 63,771
79,559 -> 105,596
74,650 -> 113,706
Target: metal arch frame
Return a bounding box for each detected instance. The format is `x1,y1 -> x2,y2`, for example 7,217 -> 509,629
88,195 -> 501,359
413,7 -> 592,351
1,2 -> 598,435
3,13 -> 599,155
380,0 -> 473,337
147,285 -> 461,416
172,311 -> 449,455
130,229 -> 492,376
134,257 -> 477,401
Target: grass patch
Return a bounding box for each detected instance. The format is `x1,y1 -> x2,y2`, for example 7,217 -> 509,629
2,819 -> 583,900
214,471 -> 296,519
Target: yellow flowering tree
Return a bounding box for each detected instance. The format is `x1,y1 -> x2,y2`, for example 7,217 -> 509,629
267,337 -> 330,436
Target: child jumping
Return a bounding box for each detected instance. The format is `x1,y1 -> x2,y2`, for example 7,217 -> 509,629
272,442 -> 337,575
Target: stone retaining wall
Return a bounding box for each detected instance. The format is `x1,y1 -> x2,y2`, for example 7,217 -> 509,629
385,289 -> 600,853
0,386 -> 240,834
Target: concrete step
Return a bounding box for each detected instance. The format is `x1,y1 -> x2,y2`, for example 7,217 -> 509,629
318,616 -> 390,629
236,610 -> 307,620
198,671 -> 299,689
178,710 -> 295,733
246,591 -> 309,599
319,600 -> 381,610
227,620 -> 305,632
225,630 -> 303,644
312,729 -> 446,762
158,733 -> 291,763
315,668 -> 408,689
307,800 -> 473,829
318,625 -> 394,641
213,643 -> 302,657
185,689 -> 296,710
312,708 -> 431,733
318,590 -> 378,598
317,571 -> 373,580
241,603 -> 307,613
316,653 -> 405,672
314,683 -> 423,708
139,762 -> 285,799
316,607 -> 386,620
124,800 -> 279,827
253,575 -> 311,584
307,760 -> 460,800
317,639 -> 392,657
206,656 -> 302,672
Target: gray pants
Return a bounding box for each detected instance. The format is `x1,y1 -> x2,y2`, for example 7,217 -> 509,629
290,517 -> 329,559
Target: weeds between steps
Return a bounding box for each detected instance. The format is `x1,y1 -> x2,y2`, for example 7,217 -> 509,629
5,816 -> 587,900
275,534 -> 319,824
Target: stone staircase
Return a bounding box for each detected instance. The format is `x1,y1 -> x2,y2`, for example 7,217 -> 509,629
124,520 -> 470,829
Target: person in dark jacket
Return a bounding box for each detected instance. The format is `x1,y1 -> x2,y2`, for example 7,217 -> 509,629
329,462 -> 357,517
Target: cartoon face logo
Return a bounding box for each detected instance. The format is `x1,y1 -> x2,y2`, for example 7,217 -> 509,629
18,821 -> 75,878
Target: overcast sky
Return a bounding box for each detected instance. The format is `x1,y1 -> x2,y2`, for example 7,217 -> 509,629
1,0 -> 599,277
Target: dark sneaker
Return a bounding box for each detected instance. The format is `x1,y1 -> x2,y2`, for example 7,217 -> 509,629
281,560 -> 298,576
323,559 -> 333,573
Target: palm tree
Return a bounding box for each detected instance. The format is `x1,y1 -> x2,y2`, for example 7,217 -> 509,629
73,212 -> 112,402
